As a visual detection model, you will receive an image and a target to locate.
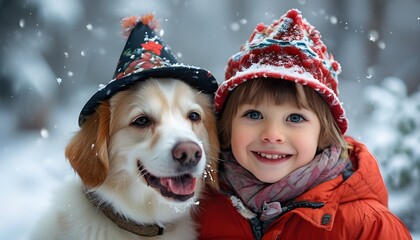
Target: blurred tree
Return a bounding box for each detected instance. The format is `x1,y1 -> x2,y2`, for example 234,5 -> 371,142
362,77 -> 420,231
367,0 -> 386,68
0,0 -> 54,129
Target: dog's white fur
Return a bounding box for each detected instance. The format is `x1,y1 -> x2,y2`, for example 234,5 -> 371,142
31,78 -> 219,240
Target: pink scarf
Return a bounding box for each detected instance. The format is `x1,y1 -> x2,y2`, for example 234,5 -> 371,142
221,145 -> 347,221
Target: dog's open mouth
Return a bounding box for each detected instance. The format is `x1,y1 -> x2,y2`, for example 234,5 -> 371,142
138,162 -> 197,201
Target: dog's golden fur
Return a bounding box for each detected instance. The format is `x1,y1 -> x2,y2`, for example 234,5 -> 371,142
31,78 -> 219,240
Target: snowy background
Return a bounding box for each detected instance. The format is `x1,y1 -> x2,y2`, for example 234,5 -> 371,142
1,0 -> 419,239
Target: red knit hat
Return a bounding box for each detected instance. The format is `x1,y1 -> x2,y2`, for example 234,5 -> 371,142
214,9 -> 348,134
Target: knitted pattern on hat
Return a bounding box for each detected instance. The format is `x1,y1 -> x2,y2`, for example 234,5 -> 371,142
214,9 -> 348,134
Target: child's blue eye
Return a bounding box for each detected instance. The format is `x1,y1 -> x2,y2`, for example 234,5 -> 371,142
245,110 -> 263,120
287,114 -> 305,123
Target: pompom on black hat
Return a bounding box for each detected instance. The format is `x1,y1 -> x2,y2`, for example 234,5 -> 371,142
78,14 -> 218,126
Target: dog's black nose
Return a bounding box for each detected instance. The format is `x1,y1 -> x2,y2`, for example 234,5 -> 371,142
172,141 -> 202,166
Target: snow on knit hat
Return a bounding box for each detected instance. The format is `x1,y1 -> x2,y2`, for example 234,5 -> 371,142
78,14 -> 218,126
214,9 -> 348,134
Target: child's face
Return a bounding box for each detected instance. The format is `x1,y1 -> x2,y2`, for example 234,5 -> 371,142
230,101 -> 321,183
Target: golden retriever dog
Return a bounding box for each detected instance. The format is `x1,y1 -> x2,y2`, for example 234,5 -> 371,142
31,78 -> 219,240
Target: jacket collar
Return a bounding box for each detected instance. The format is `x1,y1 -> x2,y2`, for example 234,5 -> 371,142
280,137 -> 388,231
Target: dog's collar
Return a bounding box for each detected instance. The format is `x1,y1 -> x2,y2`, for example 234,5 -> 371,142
85,189 -> 164,237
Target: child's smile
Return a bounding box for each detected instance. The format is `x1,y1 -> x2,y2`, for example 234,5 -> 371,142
253,151 -> 291,163
231,102 -> 321,183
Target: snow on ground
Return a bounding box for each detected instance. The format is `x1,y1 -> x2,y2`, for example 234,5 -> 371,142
0,102 -> 80,240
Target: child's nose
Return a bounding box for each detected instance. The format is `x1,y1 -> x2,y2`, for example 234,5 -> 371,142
260,122 -> 285,143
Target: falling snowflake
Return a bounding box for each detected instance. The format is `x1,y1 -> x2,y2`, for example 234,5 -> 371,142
377,41 -> 386,50
56,77 -> 62,85
329,16 -> 338,25
230,22 -> 240,31
40,128 -> 49,139
86,24 -> 93,31
158,29 -> 164,37
368,30 -> 379,42
19,19 -> 25,28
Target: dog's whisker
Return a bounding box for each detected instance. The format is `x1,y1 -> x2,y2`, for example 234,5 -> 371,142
201,144 -> 221,155
203,169 -> 215,181
138,168 -> 148,175
206,155 -> 224,163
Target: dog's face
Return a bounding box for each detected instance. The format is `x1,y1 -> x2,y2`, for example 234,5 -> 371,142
65,78 -> 218,212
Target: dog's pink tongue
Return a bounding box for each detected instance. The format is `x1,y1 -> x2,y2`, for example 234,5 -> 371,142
160,177 -> 197,195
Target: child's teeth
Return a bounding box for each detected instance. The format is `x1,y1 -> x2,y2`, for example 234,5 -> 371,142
259,152 -> 286,159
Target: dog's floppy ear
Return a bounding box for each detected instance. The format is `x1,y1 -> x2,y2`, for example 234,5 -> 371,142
65,102 -> 110,188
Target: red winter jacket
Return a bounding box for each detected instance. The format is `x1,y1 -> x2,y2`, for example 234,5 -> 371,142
196,137 -> 412,240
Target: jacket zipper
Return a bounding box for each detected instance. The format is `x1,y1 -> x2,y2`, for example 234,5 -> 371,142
249,201 -> 325,240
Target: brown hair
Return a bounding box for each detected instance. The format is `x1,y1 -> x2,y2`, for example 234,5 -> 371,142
218,78 -> 349,156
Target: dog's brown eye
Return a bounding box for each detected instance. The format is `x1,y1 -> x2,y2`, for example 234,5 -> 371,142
132,116 -> 151,127
188,111 -> 201,122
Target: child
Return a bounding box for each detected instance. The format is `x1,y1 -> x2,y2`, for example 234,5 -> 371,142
197,9 -> 412,239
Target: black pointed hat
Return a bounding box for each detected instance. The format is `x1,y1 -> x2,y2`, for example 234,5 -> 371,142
78,14 -> 218,126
